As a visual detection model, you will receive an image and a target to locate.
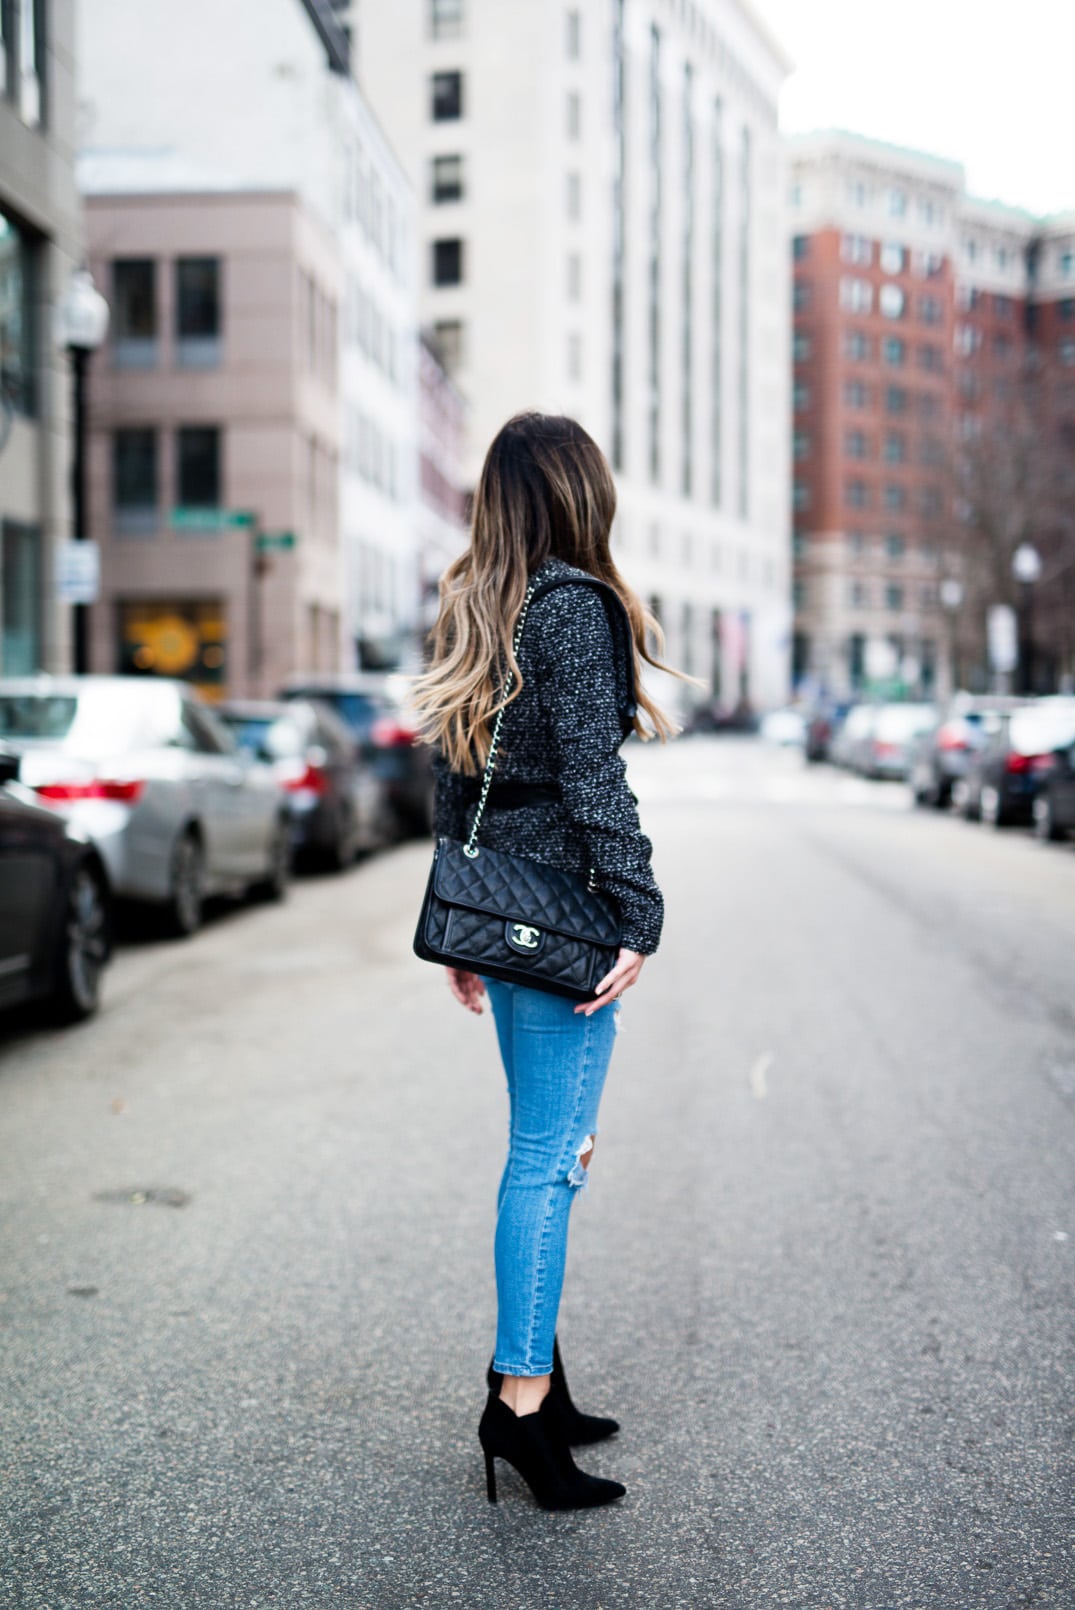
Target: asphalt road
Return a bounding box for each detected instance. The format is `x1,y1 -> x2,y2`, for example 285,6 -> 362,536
1,738 -> 1073,1610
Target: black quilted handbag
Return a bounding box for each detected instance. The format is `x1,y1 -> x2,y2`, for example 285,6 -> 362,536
413,580 -> 623,1002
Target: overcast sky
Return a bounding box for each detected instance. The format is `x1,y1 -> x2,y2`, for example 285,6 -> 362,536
751,0 -> 1074,218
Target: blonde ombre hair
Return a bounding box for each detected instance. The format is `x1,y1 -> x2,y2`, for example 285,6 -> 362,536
411,412 -> 687,775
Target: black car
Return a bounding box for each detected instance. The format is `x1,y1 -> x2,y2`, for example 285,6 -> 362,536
0,748 -> 112,1021
217,698 -> 388,870
960,697 -> 1075,827
1033,734 -> 1075,842
280,673 -> 433,838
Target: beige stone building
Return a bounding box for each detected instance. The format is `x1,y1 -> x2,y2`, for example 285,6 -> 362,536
83,185 -> 343,697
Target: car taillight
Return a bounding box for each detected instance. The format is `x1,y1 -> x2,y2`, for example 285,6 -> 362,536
1029,754 -> 1056,776
281,762 -> 328,795
370,716 -> 416,748
1005,752 -> 1052,775
874,741 -> 898,756
937,725 -> 967,751
35,778 -> 146,804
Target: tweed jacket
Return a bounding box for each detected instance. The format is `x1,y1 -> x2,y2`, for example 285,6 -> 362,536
431,555 -> 664,955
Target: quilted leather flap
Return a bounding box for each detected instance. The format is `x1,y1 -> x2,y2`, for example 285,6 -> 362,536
434,839 -> 620,945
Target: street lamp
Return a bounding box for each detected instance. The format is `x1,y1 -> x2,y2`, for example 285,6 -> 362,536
939,577 -> 964,696
1011,543 -> 1042,697
55,267 -> 110,674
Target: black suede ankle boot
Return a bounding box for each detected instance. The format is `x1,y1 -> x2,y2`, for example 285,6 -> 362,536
486,1337 -> 620,1445
478,1390 -> 625,1509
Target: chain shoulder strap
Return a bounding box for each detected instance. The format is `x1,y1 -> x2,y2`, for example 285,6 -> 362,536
463,580 -> 538,857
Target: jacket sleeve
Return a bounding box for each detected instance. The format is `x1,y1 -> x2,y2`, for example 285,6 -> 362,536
431,747 -> 471,842
531,587 -> 664,955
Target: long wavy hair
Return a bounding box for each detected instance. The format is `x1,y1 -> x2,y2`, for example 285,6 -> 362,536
411,412 -> 687,774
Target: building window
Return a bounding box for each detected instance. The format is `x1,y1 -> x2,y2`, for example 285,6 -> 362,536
919,343 -> 943,373
0,205 -> 36,415
432,319 -> 463,373
919,294 -> 943,325
431,154 -> 464,203
888,187 -> 907,217
840,277 -> 872,314
886,583 -> 904,612
176,427 -> 221,509
844,429 -> 867,459
792,579 -> 806,610
176,258 -> 221,367
567,252 -> 582,301
793,381 -> 810,411
793,430 -> 810,460
1,520 -> 41,673
793,332 -> 811,361
792,234 -> 809,261
885,385 -> 907,413
880,242 -> 905,275
884,432 -> 906,463
840,234 -> 872,266
429,0 -> 463,38
920,485 -> 942,517
793,280 -> 811,312
884,483 -> 905,511
431,71 -> 463,121
566,171 -> 581,220
844,330 -> 871,361
793,481 -> 810,510
994,294 -> 1013,319
13,0 -> 42,125
1060,339 -> 1075,367
879,284 -> 905,319
566,8 -> 581,58
883,337 -> 906,365
1059,298 -> 1075,321
845,479 -> 869,509
843,380 -> 868,409
566,90 -> 581,140
113,429 -> 158,531
432,238 -> 464,285
885,531 -> 905,559
849,580 -> 868,609
112,258 -> 157,370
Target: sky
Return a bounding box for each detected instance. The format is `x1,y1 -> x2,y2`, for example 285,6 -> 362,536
751,0 -> 1075,218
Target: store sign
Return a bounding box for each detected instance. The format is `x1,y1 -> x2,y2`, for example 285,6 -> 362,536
171,508 -> 255,532
56,541 -> 100,603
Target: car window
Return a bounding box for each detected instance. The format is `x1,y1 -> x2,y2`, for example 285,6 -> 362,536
0,694 -> 79,739
181,703 -> 232,755
1009,703 -> 1075,755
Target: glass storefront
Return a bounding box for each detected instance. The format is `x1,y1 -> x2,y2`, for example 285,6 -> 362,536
1,521 -> 41,673
117,599 -> 228,699
0,204 -> 36,418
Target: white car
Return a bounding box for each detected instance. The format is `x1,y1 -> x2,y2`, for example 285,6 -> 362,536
0,676 -> 290,936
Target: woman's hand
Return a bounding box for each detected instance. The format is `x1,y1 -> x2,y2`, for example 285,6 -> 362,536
447,967 -> 486,1014
575,948 -> 646,1015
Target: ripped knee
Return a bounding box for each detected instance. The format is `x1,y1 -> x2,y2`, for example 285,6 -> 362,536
566,1134 -> 596,1189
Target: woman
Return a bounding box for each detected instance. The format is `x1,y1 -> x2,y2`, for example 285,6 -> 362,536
412,412 -> 683,1510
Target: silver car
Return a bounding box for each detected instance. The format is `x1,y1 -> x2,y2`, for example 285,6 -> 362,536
0,677 -> 291,936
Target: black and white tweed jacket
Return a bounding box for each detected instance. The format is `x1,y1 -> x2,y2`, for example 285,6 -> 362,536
431,555 -> 664,955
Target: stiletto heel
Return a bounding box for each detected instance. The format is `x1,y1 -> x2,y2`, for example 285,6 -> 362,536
477,1390 -> 625,1511
487,1337 -> 620,1445
485,1449 -> 498,1504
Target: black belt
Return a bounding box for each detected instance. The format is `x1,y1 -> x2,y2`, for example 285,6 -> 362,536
460,779 -> 562,810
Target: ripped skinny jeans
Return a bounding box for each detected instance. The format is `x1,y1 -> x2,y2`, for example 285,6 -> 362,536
482,977 -> 621,1378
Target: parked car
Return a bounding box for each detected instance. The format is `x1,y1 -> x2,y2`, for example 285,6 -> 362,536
217,698 -> 387,868
804,701 -> 853,764
959,697 -> 1075,827
830,702 -> 878,771
0,677 -> 291,935
1033,733 -> 1075,842
280,672 -> 433,837
859,702 -> 938,780
909,696 -> 1029,808
758,707 -> 807,747
0,747 -> 112,1021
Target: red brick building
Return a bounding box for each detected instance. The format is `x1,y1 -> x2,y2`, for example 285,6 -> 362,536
788,131 -> 1075,700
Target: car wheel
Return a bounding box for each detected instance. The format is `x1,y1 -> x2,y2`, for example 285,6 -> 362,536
980,785 -> 1007,828
53,861 -> 111,1022
166,829 -> 205,937
253,818 -> 291,901
326,808 -> 358,871
1034,795 -> 1064,843
932,782 -> 951,810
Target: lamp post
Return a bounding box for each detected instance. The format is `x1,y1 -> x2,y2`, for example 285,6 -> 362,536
1012,543 -> 1042,697
939,577 -> 964,698
55,268 -> 109,674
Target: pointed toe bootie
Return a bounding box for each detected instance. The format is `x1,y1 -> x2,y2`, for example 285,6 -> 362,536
478,1390 -> 626,1510
487,1338 -> 620,1446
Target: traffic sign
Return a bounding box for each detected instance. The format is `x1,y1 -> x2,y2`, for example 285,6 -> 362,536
171,508 -> 256,532
56,540 -> 100,603
255,531 -> 297,552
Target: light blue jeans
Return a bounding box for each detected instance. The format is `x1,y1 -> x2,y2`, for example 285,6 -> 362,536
482,977 -> 621,1377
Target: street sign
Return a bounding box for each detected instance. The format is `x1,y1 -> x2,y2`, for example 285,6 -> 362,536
987,604 -> 1017,673
254,531 -> 297,553
170,508 -> 256,532
56,540 -> 100,603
